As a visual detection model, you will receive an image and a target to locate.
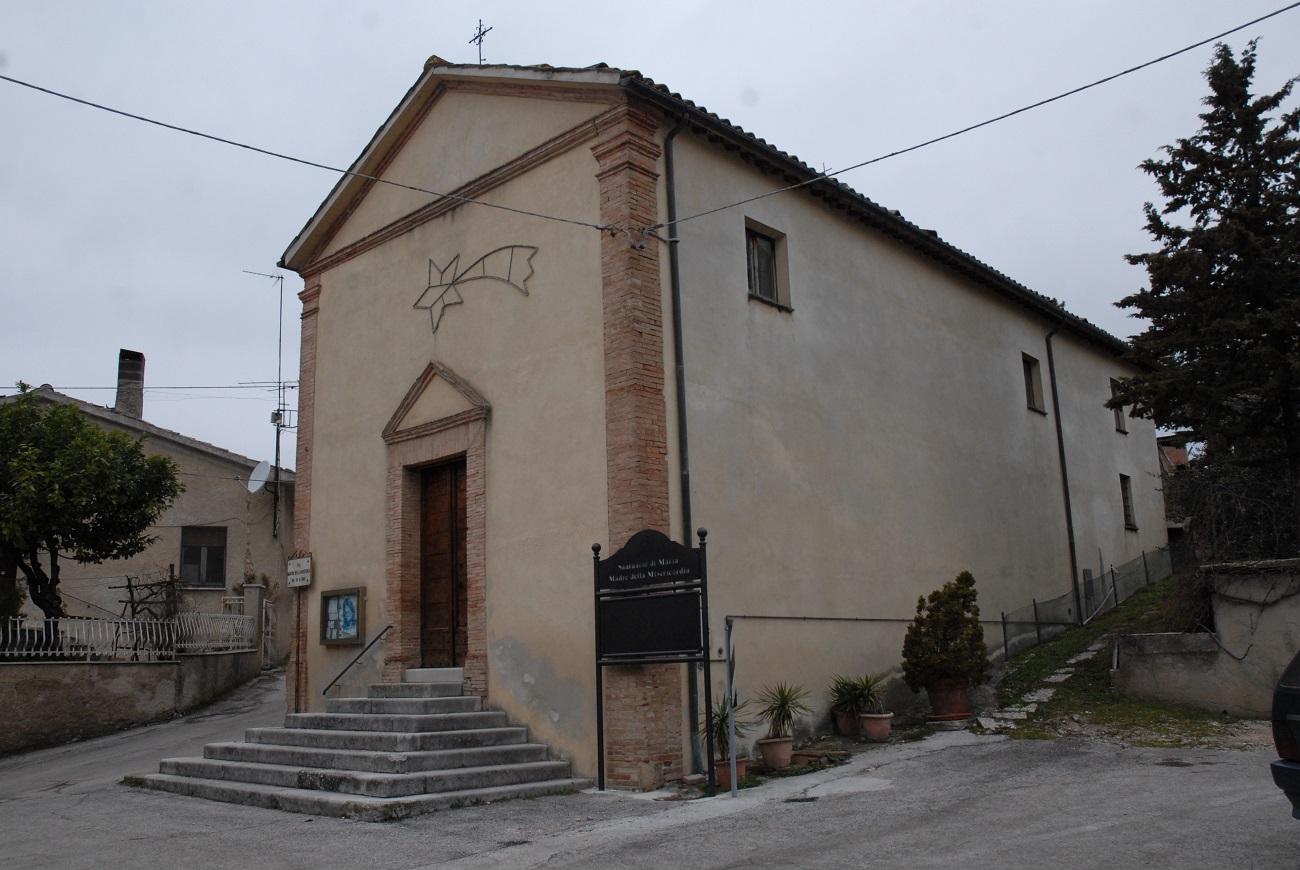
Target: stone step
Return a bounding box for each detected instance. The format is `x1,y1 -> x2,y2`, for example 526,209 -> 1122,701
367,682 -> 462,699
203,740 -> 550,773
244,725 -> 530,753
284,710 -> 508,733
158,757 -> 574,799
403,668 -> 463,684
325,696 -> 481,715
136,773 -> 593,822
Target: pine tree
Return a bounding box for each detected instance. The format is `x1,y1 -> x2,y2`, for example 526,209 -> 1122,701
1112,41 -> 1300,551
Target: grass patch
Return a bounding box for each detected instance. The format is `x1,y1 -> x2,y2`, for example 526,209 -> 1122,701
996,573 -> 1259,748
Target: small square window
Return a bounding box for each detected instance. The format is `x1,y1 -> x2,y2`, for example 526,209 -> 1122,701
180,526 -> 227,587
1110,379 -> 1128,433
1119,474 -> 1137,530
1022,354 -> 1045,413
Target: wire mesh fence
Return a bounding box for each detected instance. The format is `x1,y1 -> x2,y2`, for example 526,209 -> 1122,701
1000,544 -> 1185,661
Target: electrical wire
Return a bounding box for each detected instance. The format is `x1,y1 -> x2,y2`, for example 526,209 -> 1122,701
1,3 -> 1296,244
55,384 -> 298,391
656,1 -> 1300,232
0,73 -> 612,236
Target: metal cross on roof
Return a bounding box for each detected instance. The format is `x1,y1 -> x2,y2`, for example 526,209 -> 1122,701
469,19 -> 492,65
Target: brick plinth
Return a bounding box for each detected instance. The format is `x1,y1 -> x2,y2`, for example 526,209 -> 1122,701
592,99 -> 682,787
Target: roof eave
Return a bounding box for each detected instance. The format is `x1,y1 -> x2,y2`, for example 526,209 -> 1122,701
621,77 -> 1135,361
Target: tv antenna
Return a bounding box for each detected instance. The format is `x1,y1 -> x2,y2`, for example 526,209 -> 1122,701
244,269 -> 290,538
470,19 -> 492,64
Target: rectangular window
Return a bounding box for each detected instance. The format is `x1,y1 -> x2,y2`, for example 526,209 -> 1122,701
1022,354 -> 1045,412
1110,379 -> 1128,433
746,227 -> 778,303
744,220 -> 790,309
1119,475 -> 1137,530
180,526 -> 227,587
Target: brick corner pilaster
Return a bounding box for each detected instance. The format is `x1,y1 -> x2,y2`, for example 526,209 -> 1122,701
591,97 -> 683,788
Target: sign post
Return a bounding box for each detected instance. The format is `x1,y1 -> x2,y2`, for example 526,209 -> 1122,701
593,528 -> 712,791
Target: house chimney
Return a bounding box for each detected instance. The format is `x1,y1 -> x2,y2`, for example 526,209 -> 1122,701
114,349 -> 145,419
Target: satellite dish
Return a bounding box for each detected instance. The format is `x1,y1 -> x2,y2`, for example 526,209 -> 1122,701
247,460 -> 272,494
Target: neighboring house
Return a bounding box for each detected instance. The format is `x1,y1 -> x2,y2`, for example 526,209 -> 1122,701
2,351 -> 294,661
277,60 -> 1167,788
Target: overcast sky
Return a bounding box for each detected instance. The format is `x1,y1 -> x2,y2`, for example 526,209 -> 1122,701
2,1 -> 1298,467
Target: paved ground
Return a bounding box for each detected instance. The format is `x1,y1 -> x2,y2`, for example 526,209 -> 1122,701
1,672 -> 1294,869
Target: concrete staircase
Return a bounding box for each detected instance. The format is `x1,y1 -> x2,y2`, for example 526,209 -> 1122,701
137,668 -> 591,821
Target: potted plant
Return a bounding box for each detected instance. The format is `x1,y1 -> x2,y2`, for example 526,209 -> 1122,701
707,695 -> 752,789
901,570 -> 991,720
855,672 -> 894,742
828,674 -> 867,736
755,681 -> 812,770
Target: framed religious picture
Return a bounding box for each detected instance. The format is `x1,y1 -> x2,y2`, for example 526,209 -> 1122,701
320,587 -> 365,645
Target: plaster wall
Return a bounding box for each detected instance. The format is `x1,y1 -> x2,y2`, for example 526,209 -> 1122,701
1049,332 -> 1168,576
322,89 -> 614,258
300,93 -> 613,774
669,133 -> 1166,718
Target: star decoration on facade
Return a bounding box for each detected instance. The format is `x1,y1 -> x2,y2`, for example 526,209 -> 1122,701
414,245 -> 537,334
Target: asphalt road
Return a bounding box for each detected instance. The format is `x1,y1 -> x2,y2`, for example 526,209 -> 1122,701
0,673 -> 1293,869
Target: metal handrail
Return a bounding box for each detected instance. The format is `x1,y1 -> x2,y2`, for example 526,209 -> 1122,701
322,624 -> 392,695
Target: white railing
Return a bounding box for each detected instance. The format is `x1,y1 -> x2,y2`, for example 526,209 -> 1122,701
174,612 -> 256,653
1,612 -> 256,662
261,598 -> 276,668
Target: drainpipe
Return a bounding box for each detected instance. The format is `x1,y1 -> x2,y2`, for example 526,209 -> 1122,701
1045,323 -> 1083,624
663,113 -> 703,772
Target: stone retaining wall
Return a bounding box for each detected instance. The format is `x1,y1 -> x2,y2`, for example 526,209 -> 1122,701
1112,560 -> 1300,718
0,649 -> 261,757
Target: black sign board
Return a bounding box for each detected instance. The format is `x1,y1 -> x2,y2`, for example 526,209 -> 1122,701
598,590 -> 703,658
598,529 -> 698,592
592,527 -> 713,791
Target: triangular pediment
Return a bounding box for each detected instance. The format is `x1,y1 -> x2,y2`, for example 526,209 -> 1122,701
383,361 -> 490,444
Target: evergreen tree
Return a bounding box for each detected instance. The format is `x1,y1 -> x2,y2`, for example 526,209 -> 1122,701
1112,42 -> 1300,550
0,385 -> 183,618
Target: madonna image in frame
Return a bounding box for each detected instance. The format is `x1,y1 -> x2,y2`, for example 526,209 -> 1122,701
320,587 -> 366,645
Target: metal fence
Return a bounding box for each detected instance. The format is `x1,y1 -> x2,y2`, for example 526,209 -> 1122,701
1000,545 -> 1184,661
261,599 -> 276,669
0,612 -> 256,662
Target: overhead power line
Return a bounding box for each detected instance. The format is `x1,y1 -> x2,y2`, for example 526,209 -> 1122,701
1,2 -> 1297,243
54,384 -> 298,391
659,1 -> 1300,231
0,72 -> 610,235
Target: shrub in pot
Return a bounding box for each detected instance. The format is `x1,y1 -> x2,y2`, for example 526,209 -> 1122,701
854,672 -> 894,742
707,695 -> 752,788
901,570 -> 991,719
828,674 -> 869,736
755,681 -> 811,770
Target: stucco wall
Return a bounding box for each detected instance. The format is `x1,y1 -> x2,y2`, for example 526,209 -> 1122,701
0,650 -> 261,757
290,74 -> 1169,778
298,89 -> 615,775
1114,562 -> 1300,717
669,132 -> 1167,718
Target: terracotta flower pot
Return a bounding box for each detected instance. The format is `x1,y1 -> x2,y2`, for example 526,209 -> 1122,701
714,756 -> 748,789
859,712 -> 894,742
926,678 -> 971,718
756,736 -> 794,770
834,709 -> 860,737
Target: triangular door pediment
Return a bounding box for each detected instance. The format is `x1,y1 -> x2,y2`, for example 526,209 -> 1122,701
383,361 -> 490,445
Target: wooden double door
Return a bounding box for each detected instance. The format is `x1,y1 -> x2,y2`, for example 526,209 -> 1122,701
420,459 -> 467,668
